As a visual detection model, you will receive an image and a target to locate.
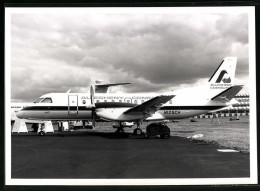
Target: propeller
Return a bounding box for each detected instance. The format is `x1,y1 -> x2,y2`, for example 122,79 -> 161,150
90,85 -> 96,128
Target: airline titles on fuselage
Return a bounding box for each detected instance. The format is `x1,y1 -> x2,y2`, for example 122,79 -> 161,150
80,96 -> 153,100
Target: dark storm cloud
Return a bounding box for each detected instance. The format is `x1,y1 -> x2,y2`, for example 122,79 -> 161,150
10,11 -> 249,101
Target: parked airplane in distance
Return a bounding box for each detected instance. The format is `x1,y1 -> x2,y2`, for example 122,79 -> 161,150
16,57 -> 243,135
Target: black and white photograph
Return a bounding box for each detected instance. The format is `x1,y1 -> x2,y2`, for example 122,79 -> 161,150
5,7 -> 257,185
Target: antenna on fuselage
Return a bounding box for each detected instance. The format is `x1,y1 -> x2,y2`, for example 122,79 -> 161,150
66,89 -> 71,93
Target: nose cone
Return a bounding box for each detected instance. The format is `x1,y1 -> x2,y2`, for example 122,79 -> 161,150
16,110 -> 24,119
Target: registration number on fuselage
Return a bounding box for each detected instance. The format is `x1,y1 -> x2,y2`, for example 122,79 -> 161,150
164,110 -> 181,114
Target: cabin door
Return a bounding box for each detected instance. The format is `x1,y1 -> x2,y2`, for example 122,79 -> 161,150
68,95 -> 78,115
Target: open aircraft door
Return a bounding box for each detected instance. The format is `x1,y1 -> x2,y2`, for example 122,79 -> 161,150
68,95 -> 78,115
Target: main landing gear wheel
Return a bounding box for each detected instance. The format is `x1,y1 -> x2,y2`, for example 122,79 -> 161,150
133,128 -> 143,135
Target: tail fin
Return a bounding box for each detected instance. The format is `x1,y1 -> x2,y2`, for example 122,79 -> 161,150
209,57 -> 237,90
211,85 -> 243,102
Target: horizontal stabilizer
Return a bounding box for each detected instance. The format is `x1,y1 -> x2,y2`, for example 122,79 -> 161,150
211,85 -> 243,102
124,95 -> 175,115
95,83 -> 131,93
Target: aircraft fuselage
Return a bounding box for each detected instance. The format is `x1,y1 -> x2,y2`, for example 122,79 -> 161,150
17,91 -> 228,121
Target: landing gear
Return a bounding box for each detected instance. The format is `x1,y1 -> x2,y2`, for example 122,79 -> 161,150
133,120 -> 143,135
115,122 -> 125,134
133,128 -> 143,135
39,131 -> 45,136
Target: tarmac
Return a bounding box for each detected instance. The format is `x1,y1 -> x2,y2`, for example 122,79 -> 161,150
11,131 -> 249,179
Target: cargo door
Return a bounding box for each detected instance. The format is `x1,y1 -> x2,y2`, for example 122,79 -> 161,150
68,95 -> 78,115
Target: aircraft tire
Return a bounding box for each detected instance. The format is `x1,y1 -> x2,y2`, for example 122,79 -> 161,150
39,131 -> 45,136
133,128 -> 142,135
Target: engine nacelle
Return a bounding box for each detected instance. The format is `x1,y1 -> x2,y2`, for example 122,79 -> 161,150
96,108 -> 144,121
95,108 -> 165,121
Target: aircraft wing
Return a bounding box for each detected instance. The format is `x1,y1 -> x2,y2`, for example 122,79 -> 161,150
123,95 -> 175,115
211,85 -> 243,102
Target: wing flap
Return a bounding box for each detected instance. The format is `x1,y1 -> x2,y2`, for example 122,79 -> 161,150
211,85 -> 243,102
123,95 -> 175,115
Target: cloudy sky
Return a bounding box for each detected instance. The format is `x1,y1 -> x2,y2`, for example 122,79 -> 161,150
9,8 -> 251,102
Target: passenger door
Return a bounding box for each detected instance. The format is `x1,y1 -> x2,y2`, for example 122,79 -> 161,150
68,95 -> 78,115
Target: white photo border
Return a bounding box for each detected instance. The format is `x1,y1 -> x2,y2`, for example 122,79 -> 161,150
5,6 -> 257,185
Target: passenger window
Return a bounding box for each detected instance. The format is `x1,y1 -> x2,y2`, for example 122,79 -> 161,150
141,100 -> 144,103
104,100 -> 107,102
134,100 -> 137,104
112,100 -> 115,102
119,100 -> 122,102
41,98 -> 52,103
96,100 -> 100,103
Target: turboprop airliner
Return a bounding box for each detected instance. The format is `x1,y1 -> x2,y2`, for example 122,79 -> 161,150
16,57 -> 243,135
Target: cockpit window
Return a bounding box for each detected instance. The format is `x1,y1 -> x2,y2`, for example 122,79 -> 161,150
33,98 -> 44,103
42,98 -> 53,103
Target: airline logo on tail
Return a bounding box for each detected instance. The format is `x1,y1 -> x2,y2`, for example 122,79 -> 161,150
215,70 -> 231,83
209,57 -> 237,90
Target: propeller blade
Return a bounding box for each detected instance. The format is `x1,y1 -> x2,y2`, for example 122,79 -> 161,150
92,111 -> 96,128
90,85 -> 96,128
90,85 -> 95,106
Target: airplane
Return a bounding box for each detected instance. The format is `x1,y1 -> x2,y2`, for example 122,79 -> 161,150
16,57 -> 243,135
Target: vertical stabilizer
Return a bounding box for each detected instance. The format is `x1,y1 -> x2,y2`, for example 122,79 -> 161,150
209,57 -> 237,91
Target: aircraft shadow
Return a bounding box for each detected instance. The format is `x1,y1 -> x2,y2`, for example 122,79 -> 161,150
12,131 -> 172,139
56,131 -> 144,139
